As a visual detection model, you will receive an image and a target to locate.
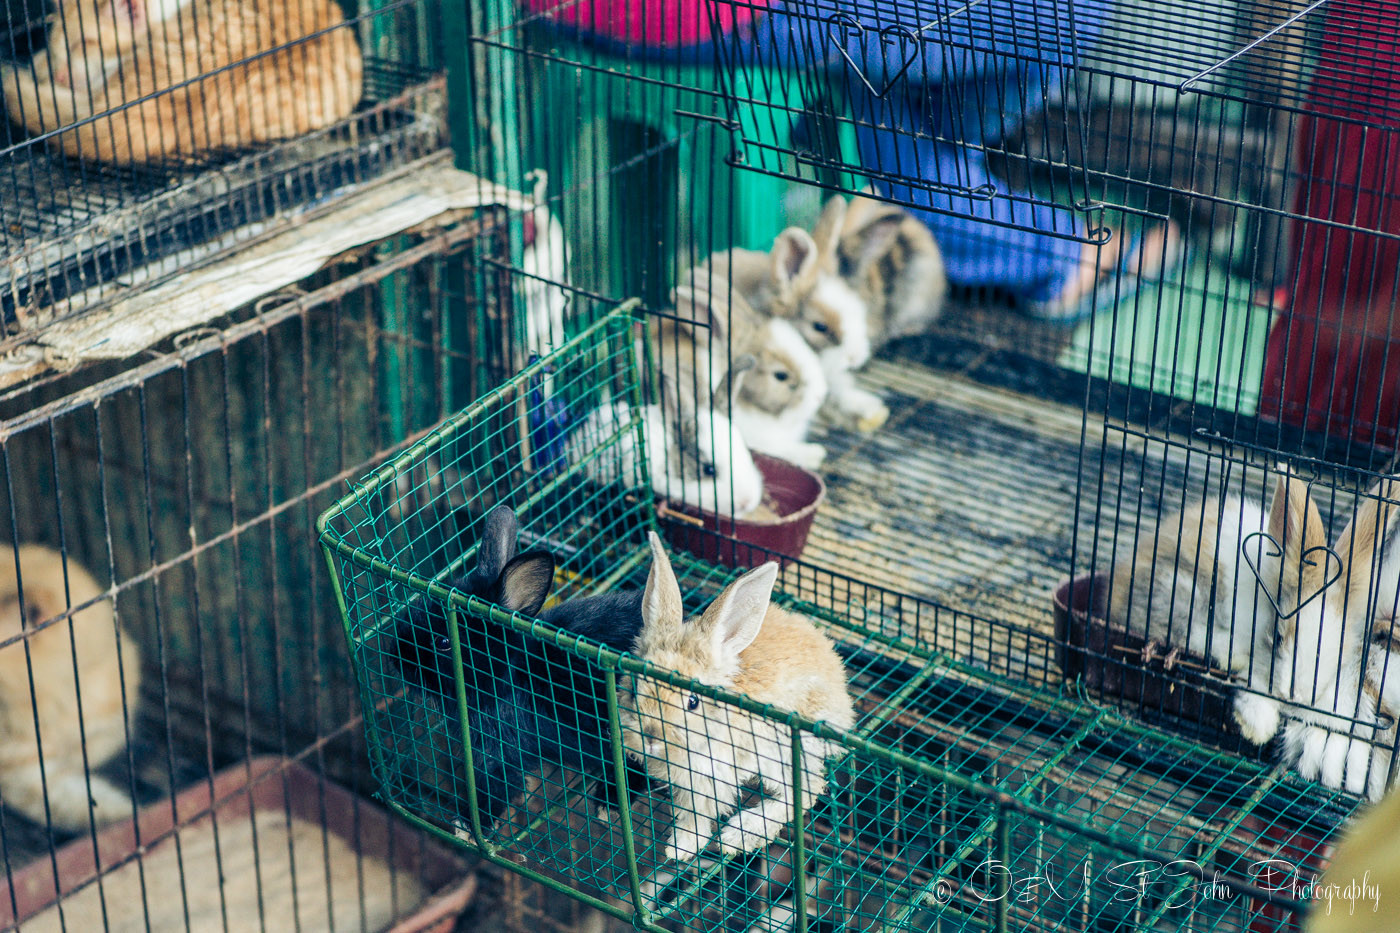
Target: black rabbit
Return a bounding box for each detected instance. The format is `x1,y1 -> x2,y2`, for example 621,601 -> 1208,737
392,504 -> 652,828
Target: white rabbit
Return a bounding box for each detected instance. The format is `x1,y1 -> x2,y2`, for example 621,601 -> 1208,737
733,318 -> 829,469
567,397 -> 763,519
619,533 -> 855,862
1327,475 -> 1400,800
1257,474 -> 1376,797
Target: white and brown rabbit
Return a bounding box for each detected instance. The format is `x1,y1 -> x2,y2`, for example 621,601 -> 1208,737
0,544 -> 142,831
1108,491 -> 1277,730
620,533 -> 855,862
567,389 -> 764,519
823,194 -> 949,347
696,222 -> 887,433
733,317 -> 828,470
1257,474 -> 1375,796
1,0 -> 362,164
1106,472 -> 1372,787
651,283 -> 763,415
1329,475 -> 1400,800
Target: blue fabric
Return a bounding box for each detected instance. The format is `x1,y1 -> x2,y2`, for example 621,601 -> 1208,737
744,0 -> 1114,299
535,0 -> 1116,298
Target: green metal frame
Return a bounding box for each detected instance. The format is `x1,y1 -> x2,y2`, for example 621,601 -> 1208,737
319,304 -> 1342,933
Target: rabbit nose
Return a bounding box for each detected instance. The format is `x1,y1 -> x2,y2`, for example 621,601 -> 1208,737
645,740 -> 663,758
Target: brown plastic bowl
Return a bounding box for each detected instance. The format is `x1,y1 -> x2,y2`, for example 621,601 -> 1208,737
663,453 -> 826,569
1053,572 -> 1232,726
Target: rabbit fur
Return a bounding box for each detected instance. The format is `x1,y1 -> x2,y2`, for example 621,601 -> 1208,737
0,544 -> 141,831
1262,475 -> 1375,797
519,173 -> 570,370
1329,475 -> 1400,799
1109,474 -> 1377,795
733,317 -> 829,470
1107,494 -> 1277,713
825,195 -> 949,347
696,223 -> 887,433
568,392 -> 764,518
660,281 -> 828,468
392,505 -> 652,826
620,533 -> 855,862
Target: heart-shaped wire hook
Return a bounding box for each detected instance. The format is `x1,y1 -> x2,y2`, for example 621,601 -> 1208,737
1240,530 -> 1344,619
827,14 -> 922,100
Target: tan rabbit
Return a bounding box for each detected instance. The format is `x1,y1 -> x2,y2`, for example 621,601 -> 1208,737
826,195 -> 949,347
1108,492 -> 1279,741
0,544 -> 142,830
651,283 -> 763,414
695,220 -> 887,433
619,533 -> 855,862
0,0 -> 362,164
1106,472 -> 1374,793
733,317 -> 829,469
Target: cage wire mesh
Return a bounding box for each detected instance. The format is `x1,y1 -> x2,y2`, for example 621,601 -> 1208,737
0,0 -> 443,333
319,304 -> 1368,933
3,0 -> 1400,927
303,0 -> 1400,930
0,225 -> 564,929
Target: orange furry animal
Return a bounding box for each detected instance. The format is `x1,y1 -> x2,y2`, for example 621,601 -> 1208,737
620,533 -> 855,862
0,544 -> 142,831
0,0 -> 363,164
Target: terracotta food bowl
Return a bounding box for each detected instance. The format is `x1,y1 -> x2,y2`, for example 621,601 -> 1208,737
1053,572 -> 1234,727
663,453 -> 826,570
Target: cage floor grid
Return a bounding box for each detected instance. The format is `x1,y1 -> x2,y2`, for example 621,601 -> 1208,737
804,355 -> 1093,657
433,544 -> 1356,933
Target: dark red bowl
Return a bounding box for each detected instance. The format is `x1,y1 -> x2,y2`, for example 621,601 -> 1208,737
1053,572 -> 1234,725
663,453 -> 826,570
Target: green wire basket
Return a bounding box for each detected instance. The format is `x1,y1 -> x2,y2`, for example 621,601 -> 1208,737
319,304 -> 1345,933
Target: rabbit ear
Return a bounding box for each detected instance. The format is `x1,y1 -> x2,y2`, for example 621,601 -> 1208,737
719,353 -> 757,416
673,285 -> 723,334
475,505 -> 519,580
844,204 -> 905,274
769,228 -> 820,301
498,551 -> 555,617
1336,476 -> 1400,612
811,196 -> 848,273
642,532 -> 684,632
698,562 -> 778,664
1266,471 -> 1328,593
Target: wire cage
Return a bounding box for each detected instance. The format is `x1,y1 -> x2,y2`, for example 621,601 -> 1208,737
0,0 -> 443,334
0,225 -> 552,929
319,304 -> 1357,933
305,0 -> 1400,930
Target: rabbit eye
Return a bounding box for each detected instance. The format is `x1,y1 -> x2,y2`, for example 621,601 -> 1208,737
811,321 -> 829,334
686,694 -> 700,711
433,634 -> 452,652
702,463 -> 717,478
774,371 -> 789,382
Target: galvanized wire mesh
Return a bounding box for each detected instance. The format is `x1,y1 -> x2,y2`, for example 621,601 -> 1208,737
0,232 -> 533,930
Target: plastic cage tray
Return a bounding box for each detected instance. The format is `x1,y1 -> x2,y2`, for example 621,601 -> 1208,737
318,305 -> 1357,933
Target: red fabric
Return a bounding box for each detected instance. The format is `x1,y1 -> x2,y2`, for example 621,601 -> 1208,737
522,0 -> 767,47
1260,1 -> 1400,448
